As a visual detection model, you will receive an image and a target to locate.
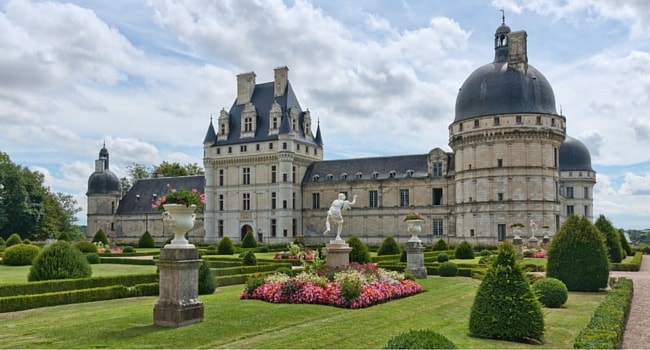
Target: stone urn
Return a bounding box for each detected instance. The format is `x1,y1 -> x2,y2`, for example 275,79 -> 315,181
406,220 -> 424,242
162,204 -> 197,248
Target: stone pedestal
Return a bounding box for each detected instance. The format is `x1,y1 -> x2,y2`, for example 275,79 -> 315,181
154,247 -> 204,327
512,236 -> 523,259
325,240 -> 352,268
404,239 -> 427,279
528,236 -> 539,249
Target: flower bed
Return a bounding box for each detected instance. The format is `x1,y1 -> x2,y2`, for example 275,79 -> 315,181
239,263 -> 423,309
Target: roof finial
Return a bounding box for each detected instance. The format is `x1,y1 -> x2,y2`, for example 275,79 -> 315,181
501,8 -> 505,24
560,105 -> 563,116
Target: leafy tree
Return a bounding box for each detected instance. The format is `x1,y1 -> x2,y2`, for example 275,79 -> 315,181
594,215 -> 623,263
241,230 -> 257,248
347,236 -> 371,264
183,162 -> 205,175
5,233 -> 23,247
546,215 -> 610,292
469,241 -> 544,341
377,236 -> 401,256
138,231 -> 155,248
57,231 -> 72,242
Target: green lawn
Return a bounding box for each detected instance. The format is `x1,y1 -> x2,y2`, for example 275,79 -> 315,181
0,276 -> 605,349
0,264 -> 157,285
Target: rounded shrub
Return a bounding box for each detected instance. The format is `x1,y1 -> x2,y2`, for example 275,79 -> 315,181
454,240 -> 475,259
22,239 -> 31,245
123,246 -> 135,253
242,250 -> 258,266
73,241 -> 98,254
438,262 -> 458,277
532,277 -> 568,308
383,329 -> 457,349
28,241 -> 92,281
437,253 -> 449,263
92,229 -> 109,245
5,233 -> 22,247
241,230 -> 257,248
275,266 -> 295,277
480,249 -> 491,257
206,244 -> 217,254
594,215 -> 623,263
347,236 -> 371,264
217,237 -> 235,255
377,236 -> 401,256
431,239 -> 449,251
2,244 -> 41,266
469,241 -> 544,341
138,231 -> 155,248
258,245 -> 270,253
198,259 -> 216,295
85,253 -> 101,264
57,231 -> 72,242
546,215 -> 610,292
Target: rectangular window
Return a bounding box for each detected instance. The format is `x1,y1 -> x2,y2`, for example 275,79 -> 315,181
256,144 -> 260,151
584,187 -> 589,199
292,166 -> 296,183
498,192 -> 504,201
242,193 -> 250,211
283,200 -> 287,209
228,146 -> 232,154
400,189 -> 409,207
494,116 -> 500,125
566,187 -> 574,199
433,219 -> 443,236
219,169 -> 224,186
432,162 -> 443,177
459,123 -> 463,131
312,193 -> 320,209
516,115 -> 522,124
497,159 -> 503,167
271,192 -> 276,210
217,148 -> 221,155
269,142 -> 273,150
218,220 -> 224,238
292,192 -> 296,209
242,167 -> 250,185
219,194 -> 224,211
283,142 -> 288,150
474,119 -> 479,128
283,173 -> 288,182
584,205 -> 589,216
271,166 -> 276,183
470,229 -> 475,237
536,116 -> 542,125
271,219 -> 277,237
244,117 -> 253,132
369,190 -> 378,208
296,144 -> 300,151
497,224 -> 506,241
432,188 -> 443,205
240,145 -> 247,152
292,219 -> 297,237
283,229 -> 288,237
567,205 -> 574,215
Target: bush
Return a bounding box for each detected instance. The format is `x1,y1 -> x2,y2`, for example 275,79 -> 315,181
479,249 -> 491,257
198,259 -> 216,295
2,244 -> 41,266
92,229 -> 109,245
217,237 -> 235,255
532,277 -> 568,308
438,262 -> 458,277
377,236 -> 401,256
138,231 -> 155,248
275,266 -> 295,277
206,244 -> 217,254
57,231 -> 72,242
437,253 -> 449,263
595,215 -> 623,263
242,250 -> 258,266
22,239 -> 31,245
5,233 -> 22,247
383,329 -> 457,349
0,236 -> 5,245
618,229 -> 633,256
28,241 -> 92,281
431,239 -> 448,251
469,241 -> 544,341
454,240 -> 475,259
258,245 -> 270,253
122,246 -> 135,253
399,249 -> 407,263
73,241 -> 98,254
347,236 -> 371,264
546,215 -> 610,292
85,253 -> 101,264
241,230 -> 257,248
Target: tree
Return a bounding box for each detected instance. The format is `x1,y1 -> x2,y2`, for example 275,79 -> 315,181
138,231 -> 155,248
618,229 -> 633,256
594,215 -> 623,263
377,236 -> 401,256
241,230 -> 257,248
347,236 -> 371,263
156,161 -> 189,177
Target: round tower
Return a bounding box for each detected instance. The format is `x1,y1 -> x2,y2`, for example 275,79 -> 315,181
86,145 -> 122,239
448,20 -> 566,243
559,136 -> 596,222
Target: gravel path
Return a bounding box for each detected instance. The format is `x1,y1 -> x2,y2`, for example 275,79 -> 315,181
615,256 -> 650,349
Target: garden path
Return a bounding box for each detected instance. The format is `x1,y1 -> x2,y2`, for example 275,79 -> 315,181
615,257 -> 650,349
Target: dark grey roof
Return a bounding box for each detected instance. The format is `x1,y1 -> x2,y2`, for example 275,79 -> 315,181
559,136 -> 594,172
203,119 -> 217,144
116,175 -> 204,215
87,170 -> 121,195
454,23 -> 557,122
207,81 -> 319,146
303,154 -> 430,183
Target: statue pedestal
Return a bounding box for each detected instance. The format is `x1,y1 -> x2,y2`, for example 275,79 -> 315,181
404,239 -> 427,279
325,240 -> 352,268
513,236 -> 523,259
528,236 -> 539,249
154,247 -> 204,327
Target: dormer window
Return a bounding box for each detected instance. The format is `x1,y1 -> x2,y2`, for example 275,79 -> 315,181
355,172 -> 362,180
326,174 -> 333,181
340,173 -> 348,181
389,171 -> 396,178
312,175 -> 320,182
406,170 -> 414,177
240,102 -> 257,137
372,172 -> 379,179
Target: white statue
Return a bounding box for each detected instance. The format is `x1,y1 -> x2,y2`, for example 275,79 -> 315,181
324,193 -> 357,242
530,219 -> 538,236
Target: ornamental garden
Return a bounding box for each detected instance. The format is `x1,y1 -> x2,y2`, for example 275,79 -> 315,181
0,214 -> 642,349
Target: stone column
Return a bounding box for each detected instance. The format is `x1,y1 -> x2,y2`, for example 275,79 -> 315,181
154,247 -> 204,327
512,236 -> 523,259
404,239 -> 427,279
325,240 -> 352,268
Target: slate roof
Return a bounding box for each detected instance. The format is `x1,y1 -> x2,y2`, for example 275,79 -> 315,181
302,154 -> 431,183
559,136 -> 594,172
116,175 -> 204,215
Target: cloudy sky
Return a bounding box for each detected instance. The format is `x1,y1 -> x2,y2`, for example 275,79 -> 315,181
0,0 -> 649,229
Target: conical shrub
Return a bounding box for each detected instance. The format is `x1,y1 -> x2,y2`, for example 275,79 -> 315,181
92,229 -> 109,245
241,230 -> 257,248
347,236 -> 371,264
138,231 -> 155,248
217,237 -> 235,255
594,215 -> 623,263
469,241 -> 544,341
377,236 -> 401,256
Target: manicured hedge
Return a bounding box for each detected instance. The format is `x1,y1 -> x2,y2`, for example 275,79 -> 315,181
0,273 -> 158,297
573,278 -> 634,349
211,263 -> 291,277
215,271 -> 276,287
611,252 -> 643,271
99,257 -> 156,265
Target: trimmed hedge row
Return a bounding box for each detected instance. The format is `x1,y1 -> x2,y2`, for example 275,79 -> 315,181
99,257 -> 156,265
0,273 -> 158,297
215,271 -> 276,287
211,263 -> 292,276
611,252 -> 643,271
0,283 -> 159,313
573,278 -> 634,349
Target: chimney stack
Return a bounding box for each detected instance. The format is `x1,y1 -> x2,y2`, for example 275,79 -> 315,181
507,31 -> 528,73
274,66 -> 289,97
236,71 -> 256,105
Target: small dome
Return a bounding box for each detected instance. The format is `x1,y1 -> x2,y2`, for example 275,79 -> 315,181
87,170 -> 121,195
559,136 -> 593,171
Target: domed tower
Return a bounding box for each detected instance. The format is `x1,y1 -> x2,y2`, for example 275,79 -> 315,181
86,144 -> 122,239
448,20 -> 566,243
559,136 -> 596,222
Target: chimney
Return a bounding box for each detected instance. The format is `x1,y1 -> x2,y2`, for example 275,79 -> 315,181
236,71 -> 256,105
507,31 -> 528,73
274,66 -> 289,97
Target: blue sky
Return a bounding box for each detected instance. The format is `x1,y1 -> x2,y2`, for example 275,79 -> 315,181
0,0 -> 649,229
